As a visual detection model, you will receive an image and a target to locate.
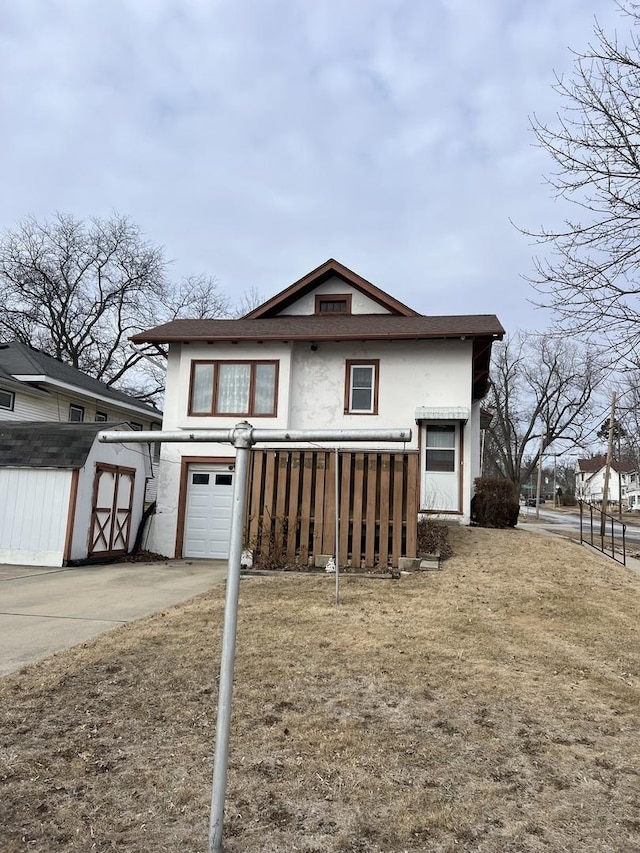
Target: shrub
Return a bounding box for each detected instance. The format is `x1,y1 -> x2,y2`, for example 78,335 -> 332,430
416,518 -> 453,560
472,478 -> 520,528
245,512 -> 294,571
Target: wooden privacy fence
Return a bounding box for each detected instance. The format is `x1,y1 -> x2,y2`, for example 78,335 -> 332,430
246,449 -> 419,568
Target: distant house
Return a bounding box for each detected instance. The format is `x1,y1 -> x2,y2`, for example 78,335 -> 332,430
131,258 -> 504,566
575,455 -> 635,506
0,341 -> 162,430
0,422 -> 150,566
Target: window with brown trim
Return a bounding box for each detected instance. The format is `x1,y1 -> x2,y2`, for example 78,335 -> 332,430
189,360 -> 278,417
315,293 -> 352,315
344,360 -> 379,414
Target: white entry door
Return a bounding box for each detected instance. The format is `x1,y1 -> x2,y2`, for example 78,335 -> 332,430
422,423 -> 460,512
184,467 -> 234,558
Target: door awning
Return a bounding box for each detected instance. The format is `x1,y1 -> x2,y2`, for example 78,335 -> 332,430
415,406 -> 470,422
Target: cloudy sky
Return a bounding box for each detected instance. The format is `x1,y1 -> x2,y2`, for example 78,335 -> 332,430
0,0 -> 627,334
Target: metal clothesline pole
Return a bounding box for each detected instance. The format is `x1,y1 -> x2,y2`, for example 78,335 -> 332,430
99,422 -> 411,853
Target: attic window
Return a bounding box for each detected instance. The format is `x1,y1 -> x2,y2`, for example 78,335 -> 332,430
315,294 -> 352,315
69,404 -> 84,422
0,389 -> 14,410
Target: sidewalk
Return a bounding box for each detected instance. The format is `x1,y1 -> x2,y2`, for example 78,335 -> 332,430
516,516 -> 640,574
0,558 -> 227,677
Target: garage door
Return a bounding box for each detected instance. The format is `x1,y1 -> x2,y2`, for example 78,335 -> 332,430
184,467 -> 234,559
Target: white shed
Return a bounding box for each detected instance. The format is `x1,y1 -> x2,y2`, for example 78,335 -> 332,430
0,422 -> 150,567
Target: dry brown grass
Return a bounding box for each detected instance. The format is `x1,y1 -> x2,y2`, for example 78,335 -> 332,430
1,527 -> 639,852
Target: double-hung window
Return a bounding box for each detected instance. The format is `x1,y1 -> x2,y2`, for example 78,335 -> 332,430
189,360 -> 278,417
345,360 -> 379,414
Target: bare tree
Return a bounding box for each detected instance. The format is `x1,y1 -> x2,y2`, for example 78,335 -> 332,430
524,2 -> 640,362
484,333 -> 601,491
0,213 -> 230,399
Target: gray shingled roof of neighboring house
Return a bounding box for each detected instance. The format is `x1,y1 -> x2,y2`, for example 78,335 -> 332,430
0,422 -> 128,468
0,342 -> 161,417
131,314 -> 505,344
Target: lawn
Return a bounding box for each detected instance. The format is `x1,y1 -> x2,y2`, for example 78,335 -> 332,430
1,527 -> 639,852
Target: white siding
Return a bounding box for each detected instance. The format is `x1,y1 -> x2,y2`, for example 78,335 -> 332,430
0,386 -> 160,428
0,468 -> 72,566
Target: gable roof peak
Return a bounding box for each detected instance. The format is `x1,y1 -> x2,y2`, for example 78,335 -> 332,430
244,258 -> 420,319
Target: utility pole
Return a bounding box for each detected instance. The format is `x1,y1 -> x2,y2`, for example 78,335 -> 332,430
601,392 -> 617,534
535,434 -> 545,520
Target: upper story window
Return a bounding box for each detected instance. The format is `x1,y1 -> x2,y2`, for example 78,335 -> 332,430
69,404 -> 84,422
95,411 -> 108,422
189,360 -> 278,417
0,388 -> 15,410
345,360 -> 379,414
315,294 -> 352,315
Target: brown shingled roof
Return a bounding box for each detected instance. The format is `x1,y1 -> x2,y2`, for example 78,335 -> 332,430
577,455 -> 635,473
131,314 -> 505,344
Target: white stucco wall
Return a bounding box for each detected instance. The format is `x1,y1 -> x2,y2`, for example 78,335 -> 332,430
277,277 -> 392,315
0,468 -> 73,566
149,337 -> 478,555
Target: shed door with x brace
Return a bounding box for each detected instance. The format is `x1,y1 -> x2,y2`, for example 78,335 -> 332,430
89,464 -> 136,558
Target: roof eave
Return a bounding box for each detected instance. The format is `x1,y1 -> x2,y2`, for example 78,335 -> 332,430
133,330 -> 504,345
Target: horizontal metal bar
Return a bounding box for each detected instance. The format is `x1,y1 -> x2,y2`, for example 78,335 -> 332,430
98,426 -> 412,445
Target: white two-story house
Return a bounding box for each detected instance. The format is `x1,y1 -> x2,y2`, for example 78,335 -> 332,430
133,259 -> 504,567
575,455 -> 635,507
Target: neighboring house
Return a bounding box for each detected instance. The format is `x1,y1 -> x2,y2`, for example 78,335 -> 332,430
0,341 -> 163,503
625,469 -> 640,510
131,259 -> 504,566
0,341 -> 162,430
0,422 -> 150,566
575,455 -> 635,506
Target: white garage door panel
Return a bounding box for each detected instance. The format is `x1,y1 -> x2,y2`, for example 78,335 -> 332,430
184,468 -> 234,559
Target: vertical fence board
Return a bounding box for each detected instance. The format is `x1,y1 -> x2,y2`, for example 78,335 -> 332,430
352,453 -> 365,567
323,452 -> 337,554
312,454 -> 326,557
405,454 -> 419,558
286,452 -> 301,563
248,452 -> 263,545
298,453 -> 313,564
378,455 -> 391,568
391,457 -> 404,565
365,454 -> 377,566
263,453 -> 276,525
339,452 -> 351,567
274,453 -> 288,550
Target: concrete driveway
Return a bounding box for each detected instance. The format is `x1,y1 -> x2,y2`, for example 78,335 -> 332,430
0,559 -> 227,677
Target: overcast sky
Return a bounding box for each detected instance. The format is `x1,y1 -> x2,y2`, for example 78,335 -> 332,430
0,0 -> 627,334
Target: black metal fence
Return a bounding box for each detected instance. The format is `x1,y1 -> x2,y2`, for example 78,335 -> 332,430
578,500 -> 626,566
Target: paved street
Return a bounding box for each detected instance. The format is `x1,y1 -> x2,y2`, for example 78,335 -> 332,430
0,559 -> 227,676
519,505 -> 640,545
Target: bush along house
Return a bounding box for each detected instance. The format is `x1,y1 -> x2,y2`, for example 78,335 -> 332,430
132,259 -> 504,568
